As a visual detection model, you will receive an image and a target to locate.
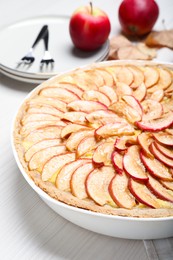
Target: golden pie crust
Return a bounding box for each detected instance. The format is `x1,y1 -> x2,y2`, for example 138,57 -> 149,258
14,61 -> 173,218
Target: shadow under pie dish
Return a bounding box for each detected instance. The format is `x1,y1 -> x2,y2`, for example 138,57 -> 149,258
12,60 -> 173,239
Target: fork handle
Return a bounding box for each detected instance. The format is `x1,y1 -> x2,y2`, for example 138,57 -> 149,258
32,25 -> 48,48
43,30 -> 49,51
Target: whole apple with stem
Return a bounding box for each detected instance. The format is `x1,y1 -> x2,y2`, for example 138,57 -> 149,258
118,0 -> 159,36
69,2 -> 111,51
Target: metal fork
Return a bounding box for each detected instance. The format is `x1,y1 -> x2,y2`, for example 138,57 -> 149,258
19,25 -> 48,65
40,29 -> 54,66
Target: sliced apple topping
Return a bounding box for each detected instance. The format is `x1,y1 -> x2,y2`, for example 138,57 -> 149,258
154,141 -> 173,159
123,145 -> 148,182
99,85 -> 117,104
22,113 -> 60,125
128,178 -> 160,208
95,69 -> 114,87
82,90 -> 111,106
122,95 -> 143,117
25,139 -> 62,161
42,152 -> 76,181
141,99 -> 163,121
86,166 -> 115,206
153,131 -> 173,146
76,136 -> 98,158
115,82 -> 132,97
140,151 -> 173,181
29,145 -> 66,171
71,162 -> 94,199
67,100 -> 107,113
57,83 -> 84,97
114,135 -> 137,151
86,109 -> 121,125
56,159 -> 90,191
150,89 -> 164,102
27,106 -> 64,118
62,112 -> 87,124
128,65 -> 144,89
93,141 -> 115,166
161,180 -> 173,191
137,132 -> 154,158
66,130 -> 94,152
143,66 -> 159,88
110,66 -> 134,85
132,83 -> 146,102
23,126 -> 63,148
61,123 -> 91,138
109,172 -> 136,209
95,122 -> 134,139
111,151 -> 123,174
149,142 -> 173,168
147,175 -> 173,203
136,112 -> 173,132
27,96 -> 67,112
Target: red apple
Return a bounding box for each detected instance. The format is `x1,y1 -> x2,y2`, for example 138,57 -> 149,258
69,3 -> 111,51
118,0 -> 159,36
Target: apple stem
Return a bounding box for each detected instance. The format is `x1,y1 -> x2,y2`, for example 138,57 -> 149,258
90,2 -> 93,15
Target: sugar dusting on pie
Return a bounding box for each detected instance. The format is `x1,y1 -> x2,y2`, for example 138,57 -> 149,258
14,62 -> 173,218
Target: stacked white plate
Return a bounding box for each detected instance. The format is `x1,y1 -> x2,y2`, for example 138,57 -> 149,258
0,15 -> 109,83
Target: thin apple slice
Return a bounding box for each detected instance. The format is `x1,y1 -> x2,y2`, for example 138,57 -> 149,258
153,132 -> 173,146
111,151 -> 123,174
99,85 -> 117,104
150,142 -> 173,168
137,132 -> 154,158
122,95 -> 143,117
61,123 -> 90,138
95,122 -> 134,139
95,69 -> 114,87
132,83 -> 146,102
115,82 -> 132,97
86,110 -> 121,125
111,66 -> 134,85
71,71 -> 98,90
42,152 -> 76,181
27,106 -> 64,118
150,89 -> 164,102
76,136 -> 98,158
147,175 -> 173,203
140,151 -> 173,181
109,100 -> 142,123
154,141 -> 173,159
39,87 -> 80,103
147,68 -> 172,93
141,99 -> 163,121
29,145 -> 66,171
114,135 -> 137,151
25,138 -> 62,161
93,141 -> 115,166
71,162 -> 94,199
22,113 -> 60,125
82,90 -> 111,106
128,178 -> 160,208
123,145 -> 148,182
85,69 -> 105,87
67,100 -> 107,113
23,126 -> 63,147
20,120 -> 66,137
165,82 -> 173,95
62,112 -> 87,124
57,83 -> 84,97
109,172 -> 136,209
161,180 -> 173,191
86,166 -> 115,206
66,130 -> 94,152
136,112 -> 173,132
56,158 -> 90,191
143,66 -> 159,88
27,96 -> 67,112
128,65 -> 144,89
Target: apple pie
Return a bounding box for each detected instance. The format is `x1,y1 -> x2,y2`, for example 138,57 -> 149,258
14,61 -> 173,218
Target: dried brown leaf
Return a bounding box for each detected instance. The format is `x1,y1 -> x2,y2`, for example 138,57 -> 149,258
145,29 -> 173,49
116,45 -> 153,60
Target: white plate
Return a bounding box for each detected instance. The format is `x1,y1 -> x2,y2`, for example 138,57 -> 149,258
12,60 -> 173,240
0,15 -> 109,82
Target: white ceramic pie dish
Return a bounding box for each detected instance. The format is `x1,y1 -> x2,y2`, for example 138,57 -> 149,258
11,60 -> 173,240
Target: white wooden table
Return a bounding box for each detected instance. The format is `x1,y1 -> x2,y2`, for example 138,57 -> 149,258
0,1 -> 173,259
